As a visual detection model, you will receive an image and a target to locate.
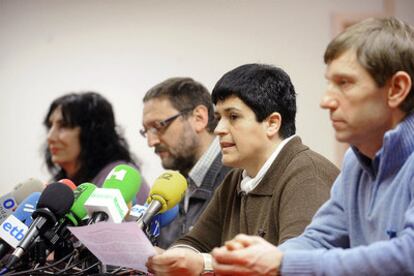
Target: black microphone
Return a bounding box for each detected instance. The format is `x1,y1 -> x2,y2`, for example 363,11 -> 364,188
4,182 -> 74,270
35,183 -> 98,262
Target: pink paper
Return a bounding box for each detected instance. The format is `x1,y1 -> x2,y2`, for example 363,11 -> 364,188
69,221 -> 156,273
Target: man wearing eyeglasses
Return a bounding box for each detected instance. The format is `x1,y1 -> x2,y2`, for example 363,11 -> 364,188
141,77 -> 231,249
146,65 -> 339,276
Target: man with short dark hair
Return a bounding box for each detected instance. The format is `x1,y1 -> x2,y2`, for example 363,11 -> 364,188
142,77 -> 231,248
212,17 -> 414,276
146,64 -> 339,275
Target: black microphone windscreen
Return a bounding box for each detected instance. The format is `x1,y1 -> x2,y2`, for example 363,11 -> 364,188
37,183 -> 74,217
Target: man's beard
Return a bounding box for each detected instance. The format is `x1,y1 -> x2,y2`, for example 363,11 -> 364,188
164,153 -> 197,177
156,128 -> 199,177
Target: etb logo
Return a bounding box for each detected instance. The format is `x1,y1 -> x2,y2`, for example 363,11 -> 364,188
0,215 -> 28,248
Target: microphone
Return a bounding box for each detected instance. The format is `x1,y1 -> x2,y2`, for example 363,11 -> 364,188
127,203 -> 179,227
126,204 -> 148,221
84,164 -> 142,224
137,171 -> 187,230
149,204 -> 180,244
5,182 -> 74,269
126,203 -> 179,244
0,178 -> 44,224
12,193 -> 40,227
37,183 -> 97,262
58,179 -> 77,190
66,183 -> 97,226
40,183 -> 98,247
102,164 -> 142,204
0,193 -> 40,260
155,204 -> 179,228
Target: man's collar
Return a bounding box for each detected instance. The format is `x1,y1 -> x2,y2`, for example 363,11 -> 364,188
188,137 -> 221,187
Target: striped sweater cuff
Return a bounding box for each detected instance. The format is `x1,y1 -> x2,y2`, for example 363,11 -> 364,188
280,250 -> 320,275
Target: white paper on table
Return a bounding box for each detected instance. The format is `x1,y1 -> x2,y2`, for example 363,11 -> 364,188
69,221 -> 156,273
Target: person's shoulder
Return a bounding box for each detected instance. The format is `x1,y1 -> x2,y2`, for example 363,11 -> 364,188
399,151 -> 414,175
403,150 -> 414,162
287,138 -> 339,173
339,148 -> 362,173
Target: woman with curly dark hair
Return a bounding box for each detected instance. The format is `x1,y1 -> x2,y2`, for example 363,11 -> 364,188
44,91 -> 149,204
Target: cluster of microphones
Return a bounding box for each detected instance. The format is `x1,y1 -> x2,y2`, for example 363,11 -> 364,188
0,164 -> 187,275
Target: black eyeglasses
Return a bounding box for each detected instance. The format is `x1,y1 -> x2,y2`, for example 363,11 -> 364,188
140,108 -> 193,138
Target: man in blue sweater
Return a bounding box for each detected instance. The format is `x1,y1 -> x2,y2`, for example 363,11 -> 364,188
212,17 -> 414,276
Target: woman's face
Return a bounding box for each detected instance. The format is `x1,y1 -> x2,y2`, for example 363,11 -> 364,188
214,96 -> 272,177
46,106 -> 81,174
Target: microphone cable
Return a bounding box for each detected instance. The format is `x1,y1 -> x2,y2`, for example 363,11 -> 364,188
113,267 -> 144,275
71,261 -> 100,275
4,250 -> 76,276
109,266 -> 123,274
55,253 -> 95,275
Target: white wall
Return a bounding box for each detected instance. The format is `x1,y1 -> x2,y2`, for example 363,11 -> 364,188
0,0 -> 413,194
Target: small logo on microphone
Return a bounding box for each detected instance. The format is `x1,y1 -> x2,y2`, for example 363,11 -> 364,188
22,203 -> 36,214
0,215 -> 29,248
106,168 -> 127,181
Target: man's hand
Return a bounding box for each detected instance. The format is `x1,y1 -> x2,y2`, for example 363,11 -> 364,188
146,247 -> 204,276
212,234 -> 283,276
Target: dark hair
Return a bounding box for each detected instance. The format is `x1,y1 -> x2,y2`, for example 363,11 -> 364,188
211,63 -> 296,139
324,17 -> 414,114
43,92 -> 134,184
143,77 -> 217,132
